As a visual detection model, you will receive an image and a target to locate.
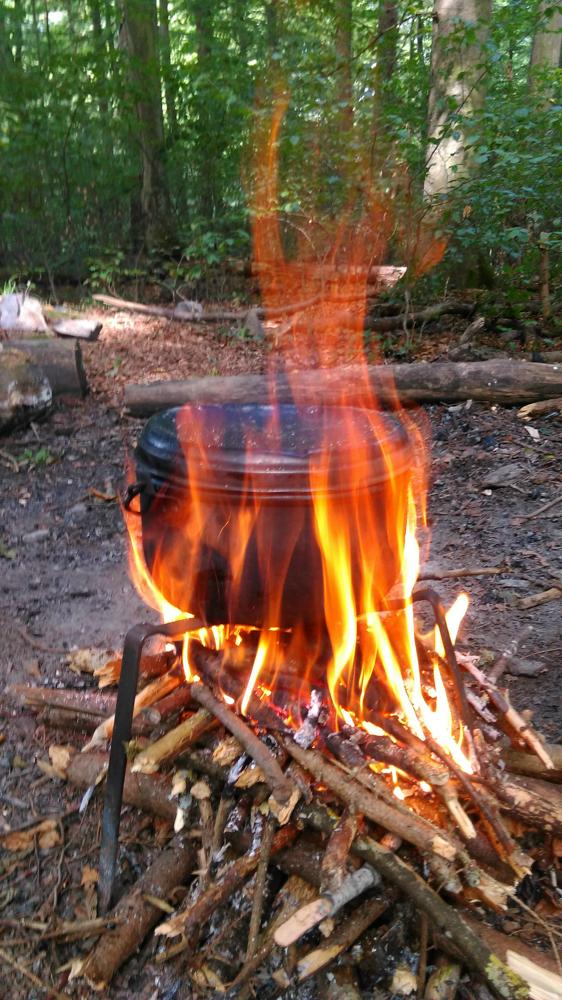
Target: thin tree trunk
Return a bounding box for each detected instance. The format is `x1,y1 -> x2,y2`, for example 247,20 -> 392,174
424,0 -> 491,201
120,0 -> 170,250
158,0 -> 178,140
529,0 -> 562,104
334,0 -> 354,136
372,0 -> 398,165
192,0 -> 216,218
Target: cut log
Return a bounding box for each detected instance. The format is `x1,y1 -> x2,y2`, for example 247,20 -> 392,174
8,337 -> 88,397
0,347 -> 52,432
52,318 -> 102,342
124,360 -> 562,416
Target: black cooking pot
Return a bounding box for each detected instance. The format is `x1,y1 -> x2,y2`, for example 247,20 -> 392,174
129,403 -> 413,632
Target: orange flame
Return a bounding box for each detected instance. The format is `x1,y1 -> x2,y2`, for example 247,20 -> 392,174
123,95 -> 471,775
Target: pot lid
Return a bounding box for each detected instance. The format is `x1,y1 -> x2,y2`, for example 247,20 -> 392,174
135,403 -> 413,500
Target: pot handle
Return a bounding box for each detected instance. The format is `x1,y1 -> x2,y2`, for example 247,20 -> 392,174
121,479 -> 154,513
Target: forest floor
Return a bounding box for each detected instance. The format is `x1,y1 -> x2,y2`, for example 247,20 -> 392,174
0,310 -> 561,998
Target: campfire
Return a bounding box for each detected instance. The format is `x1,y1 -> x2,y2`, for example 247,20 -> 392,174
8,112 -> 562,1000
68,376 -> 562,998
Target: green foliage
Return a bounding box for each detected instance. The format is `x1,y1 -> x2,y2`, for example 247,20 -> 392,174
0,0 -> 559,299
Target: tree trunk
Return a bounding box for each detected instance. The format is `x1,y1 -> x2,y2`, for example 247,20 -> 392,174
529,0 -> 562,103
192,0 -> 217,219
334,0 -> 354,136
158,0 -> 178,140
372,0 -> 398,139
120,0 -> 170,250
424,0 -> 491,201
124,360 -> 562,416
371,0 -> 399,174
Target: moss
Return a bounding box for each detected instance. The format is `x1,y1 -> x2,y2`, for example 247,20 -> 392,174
485,955 -> 529,1000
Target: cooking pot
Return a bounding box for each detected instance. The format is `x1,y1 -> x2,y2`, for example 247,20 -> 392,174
128,403 -> 413,632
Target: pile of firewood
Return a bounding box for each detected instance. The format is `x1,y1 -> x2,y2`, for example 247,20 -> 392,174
7,634 -> 562,999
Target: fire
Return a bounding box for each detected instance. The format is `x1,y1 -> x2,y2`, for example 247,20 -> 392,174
123,96 -> 472,776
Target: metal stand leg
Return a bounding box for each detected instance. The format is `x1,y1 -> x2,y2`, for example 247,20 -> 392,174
98,618 -> 196,914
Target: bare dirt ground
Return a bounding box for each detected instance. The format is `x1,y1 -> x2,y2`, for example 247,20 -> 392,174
0,312 -> 561,998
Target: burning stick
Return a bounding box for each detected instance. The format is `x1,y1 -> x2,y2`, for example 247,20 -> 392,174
191,683 -> 295,807
190,643 -> 288,732
282,738 -> 459,863
131,707 -> 216,774
459,656 -> 554,770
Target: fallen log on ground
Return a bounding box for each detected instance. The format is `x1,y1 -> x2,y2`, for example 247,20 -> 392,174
124,360 -> 562,416
8,337 -> 88,397
80,833 -> 196,989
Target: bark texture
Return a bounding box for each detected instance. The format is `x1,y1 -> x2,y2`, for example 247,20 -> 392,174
424,0 -> 492,200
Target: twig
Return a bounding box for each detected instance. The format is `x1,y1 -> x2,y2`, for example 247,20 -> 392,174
519,491 -> 562,521
419,565 -> 504,581
83,668 -> 183,750
131,707 -> 215,774
459,656 -> 555,769
489,627 -> 535,683
277,895 -> 390,985
282,737 -> 459,862
301,804 -> 529,1000
154,824 -> 296,943
0,947 -> 71,999
518,586 -> 562,609
245,816 -> 275,959
417,912 -> 429,998
274,865 -> 380,947
191,684 -> 294,805
81,834 -> 196,989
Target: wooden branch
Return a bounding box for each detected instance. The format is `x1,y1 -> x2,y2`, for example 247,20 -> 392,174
301,804 -> 529,1000
496,773 -> 562,836
282,738 -> 460,862
83,670 -> 182,750
64,751 -> 177,822
245,816 -> 275,959
435,913 -> 562,1000
274,865 -> 380,947
501,744 -> 562,784
518,397 -> 562,419
154,825 -> 296,941
518,586 -> 562,609
8,337 -> 88,397
131,707 -> 215,774
191,684 -> 294,806
364,299 -> 474,332
459,657 -> 555,770
80,834 -> 196,989
277,895 -> 391,986
124,360 -> 562,416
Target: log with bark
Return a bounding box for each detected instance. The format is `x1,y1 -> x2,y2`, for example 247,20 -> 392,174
124,360 -> 562,416
8,337 -> 88,397
80,834 -> 196,989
